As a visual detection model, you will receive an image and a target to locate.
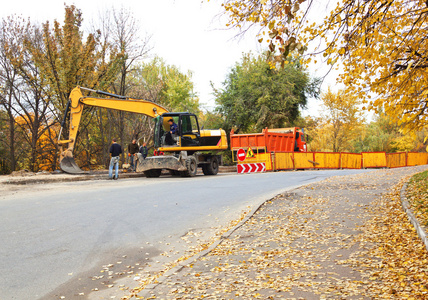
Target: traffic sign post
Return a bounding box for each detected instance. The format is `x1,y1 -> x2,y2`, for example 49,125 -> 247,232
237,148 -> 246,162
246,148 -> 255,158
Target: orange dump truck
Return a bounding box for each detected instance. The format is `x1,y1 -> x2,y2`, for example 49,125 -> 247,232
230,127 -> 307,171
230,127 -> 307,153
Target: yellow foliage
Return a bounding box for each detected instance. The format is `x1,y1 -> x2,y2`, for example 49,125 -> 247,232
14,114 -> 59,171
219,0 -> 428,132
313,88 -> 365,152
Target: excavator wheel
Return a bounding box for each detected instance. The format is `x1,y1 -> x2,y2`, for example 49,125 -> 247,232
202,156 -> 219,175
180,155 -> 197,177
144,169 -> 162,178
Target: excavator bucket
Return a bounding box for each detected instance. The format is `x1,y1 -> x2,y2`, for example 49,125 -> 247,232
60,156 -> 85,174
60,149 -> 85,174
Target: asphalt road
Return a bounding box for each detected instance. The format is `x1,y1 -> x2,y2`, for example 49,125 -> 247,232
0,169 -> 372,299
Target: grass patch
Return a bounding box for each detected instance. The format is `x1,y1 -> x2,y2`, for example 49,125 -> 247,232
407,170 -> 428,227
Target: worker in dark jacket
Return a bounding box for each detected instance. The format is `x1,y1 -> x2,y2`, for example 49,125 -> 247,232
109,138 -> 122,179
128,139 -> 139,171
139,142 -> 148,159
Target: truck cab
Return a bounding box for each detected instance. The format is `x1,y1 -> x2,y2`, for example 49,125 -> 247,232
294,129 -> 307,152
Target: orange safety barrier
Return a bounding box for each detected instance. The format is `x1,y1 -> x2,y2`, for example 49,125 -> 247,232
274,152 -> 294,170
386,152 -> 407,168
340,152 -> 362,169
294,152 -> 315,169
252,152 -> 273,171
235,151 -> 427,172
314,152 -> 341,169
362,152 -> 387,168
407,152 -> 428,166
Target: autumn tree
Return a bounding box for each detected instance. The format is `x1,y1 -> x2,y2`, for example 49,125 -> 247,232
29,5 -> 121,111
310,88 -> 364,152
127,57 -> 200,148
7,20 -> 60,171
0,17 -> 19,172
214,51 -> 318,134
350,112 -> 398,153
131,57 -> 200,142
220,0 -> 428,132
108,6 -> 152,150
88,6 -> 153,166
199,110 -> 225,131
0,110 -> 11,174
0,6 -> 125,172
26,5 -> 124,170
157,65 -> 200,114
0,16 -> 57,172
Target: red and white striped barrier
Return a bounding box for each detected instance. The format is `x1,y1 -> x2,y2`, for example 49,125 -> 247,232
237,163 -> 266,174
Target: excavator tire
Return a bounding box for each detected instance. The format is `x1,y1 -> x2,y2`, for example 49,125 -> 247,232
202,156 -> 219,175
144,169 -> 162,178
180,155 -> 197,177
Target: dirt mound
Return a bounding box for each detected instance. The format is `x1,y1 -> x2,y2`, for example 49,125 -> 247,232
9,170 -> 35,177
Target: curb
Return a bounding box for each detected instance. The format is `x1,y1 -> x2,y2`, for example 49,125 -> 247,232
1,172 -> 146,185
400,182 -> 428,252
1,166 -> 237,186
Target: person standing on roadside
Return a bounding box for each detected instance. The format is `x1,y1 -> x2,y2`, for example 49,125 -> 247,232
128,139 -> 139,172
109,138 -> 122,179
139,142 -> 148,159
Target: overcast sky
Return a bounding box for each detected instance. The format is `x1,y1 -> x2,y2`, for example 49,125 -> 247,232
1,0 -> 331,117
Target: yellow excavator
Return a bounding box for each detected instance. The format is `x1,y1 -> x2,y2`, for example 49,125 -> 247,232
58,86 -> 228,177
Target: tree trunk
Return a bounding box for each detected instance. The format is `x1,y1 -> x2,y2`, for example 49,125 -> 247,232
7,111 -> 16,172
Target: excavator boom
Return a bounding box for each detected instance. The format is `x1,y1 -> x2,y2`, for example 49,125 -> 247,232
58,86 -> 168,174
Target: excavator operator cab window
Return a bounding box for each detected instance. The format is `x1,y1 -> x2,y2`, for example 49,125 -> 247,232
180,114 -> 200,147
155,114 -> 201,148
162,116 -> 179,132
159,116 -> 180,146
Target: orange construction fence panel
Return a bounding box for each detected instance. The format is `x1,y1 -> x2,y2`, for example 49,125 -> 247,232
386,152 -> 407,168
294,152 -> 315,169
340,152 -> 362,169
362,152 -> 387,168
407,152 -> 428,166
254,153 -> 273,171
274,152 -> 294,170
314,152 -> 341,169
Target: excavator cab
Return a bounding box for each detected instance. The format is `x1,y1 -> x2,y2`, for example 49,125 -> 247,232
154,113 -> 201,149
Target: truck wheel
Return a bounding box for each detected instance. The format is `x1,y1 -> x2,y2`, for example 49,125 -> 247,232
181,156 -> 197,177
202,156 -> 219,175
144,169 -> 161,178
